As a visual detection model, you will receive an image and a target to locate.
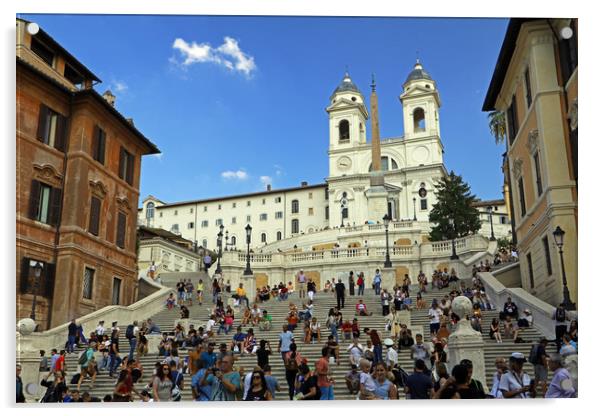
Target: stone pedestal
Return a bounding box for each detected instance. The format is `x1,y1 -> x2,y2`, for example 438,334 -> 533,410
447,296 -> 489,393
17,349 -> 41,402
365,185 -> 388,224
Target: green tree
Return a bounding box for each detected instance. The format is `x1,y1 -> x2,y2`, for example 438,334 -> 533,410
428,171 -> 482,241
487,111 -> 506,145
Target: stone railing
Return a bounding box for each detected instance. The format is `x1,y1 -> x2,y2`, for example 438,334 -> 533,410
17,277 -> 172,354
478,271 -> 577,340
237,252 -> 273,263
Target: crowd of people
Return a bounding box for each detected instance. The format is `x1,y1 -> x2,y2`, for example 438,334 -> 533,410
23,264 -> 578,402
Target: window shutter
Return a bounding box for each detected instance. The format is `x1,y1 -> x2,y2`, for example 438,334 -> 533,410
89,196 -> 101,236
92,125 -> 100,160
20,257 -> 31,294
118,147 -> 125,180
116,212 -> 126,248
98,129 -> 106,165
54,114 -> 67,152
36,104 -> 48,142
49,187 -> 62,227
29,180 -> 41,220
44,263 -> 56,298
126,152 -> 134,185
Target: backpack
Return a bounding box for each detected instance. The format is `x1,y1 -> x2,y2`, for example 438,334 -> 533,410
556,308 -> 567,322
528,344 -> 539,365
285,355 -> 299,371
126,324 -> 135,340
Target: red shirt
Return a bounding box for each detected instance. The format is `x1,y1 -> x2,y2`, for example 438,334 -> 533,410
342,322 -> 352,332
315,357 -> 331,387
55,355 -> 65,371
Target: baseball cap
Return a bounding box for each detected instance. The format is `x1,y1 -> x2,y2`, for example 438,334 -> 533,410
509,352 -> 527,363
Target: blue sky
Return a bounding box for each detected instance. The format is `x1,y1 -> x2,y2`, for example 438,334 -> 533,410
20,14 -> 509,204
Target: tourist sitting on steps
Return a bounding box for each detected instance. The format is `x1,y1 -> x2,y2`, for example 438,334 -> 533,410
355,299 -> 372,316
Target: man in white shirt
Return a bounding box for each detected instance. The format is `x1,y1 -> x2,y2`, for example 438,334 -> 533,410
95,321 -> 105,337
490,357 -> 508,398
384,339 -> 398,371
296,270 -> 307,299
347,338 -> 364,366
498,352 -> 534,398
428,302 -> 442,336
205,315 -> 217,338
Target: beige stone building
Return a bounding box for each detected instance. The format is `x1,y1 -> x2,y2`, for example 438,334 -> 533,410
483,18 -> 578,307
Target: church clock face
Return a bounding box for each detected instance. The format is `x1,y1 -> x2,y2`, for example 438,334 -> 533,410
337,156 -> 352,171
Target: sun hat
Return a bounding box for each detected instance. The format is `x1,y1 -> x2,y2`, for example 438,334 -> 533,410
383,338 -> 394,347
509,352 -> 527,363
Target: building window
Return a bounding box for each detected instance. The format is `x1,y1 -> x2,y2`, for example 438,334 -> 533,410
218,204 -> 222,210
342,207 -> 349,219
188,222 -> 194,229
37,104 -> 67,152
232,202 -> 237,208
82,267 -> 94,300
292,219 -> 299,234
524,67 -> 533,108
518,177 -> 526,217
260,213 -> 268,221
29,180 -> 61,226
325,206 -> 329,220
190,208 -> 194,213
112,277 -> 121,305
159,212 -> 163,218
413,107 -> 426,132
533,151 -> 543,197
277,231 -> 282,241
507,95 -> 519,146
309,192 -> 313,200
292,199 -> 299,214
339,119 -> 350,142
229,236 -> 236,246
262,198 -> 266,205
216,219 -> 223,226
146,202 -> 155,219
308,207 -> 314,216
559,20 -> 578,85
247,201 -> 251,207
232,217 -> 236,224
118,147 -> 135,185
261,233 -> 267,243
204,206 -> 207,212
420,199 -> 428,210
201,220 -> 208,228
275,196 -> 282,203
202,239 -> 208,248
174,210 -> 178,216
88,196 -> 101,236
526,253 -> 535,289
116,212 -> 127,248
275,211 -> 283,219
19,258 -> 54,297
543,236 -> 553,276
92,125 -> 106,164
325,188 -> 329,200
31,37 -> 55,66
171,224 -> 180,234
499,216 -> 507,225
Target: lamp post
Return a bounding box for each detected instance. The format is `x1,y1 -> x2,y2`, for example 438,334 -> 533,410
487,206 -> 496,241
450,217 -> 459,260
30,261 -> 43,321
413,197 -> 417,221
383,214 -> 392,268
215,224 -> 224,274
244,224 -> 253,276
552,226 -> 576,310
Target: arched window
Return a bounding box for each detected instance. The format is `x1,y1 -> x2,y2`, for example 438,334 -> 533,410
342,207 -> 349,219
413,108 -> 426,132
202,239 -> 207,248
391,159 -> 399,170
146,202 -> 155,219
291,199 -> 299,214
339,119 -> 350,142
369,156 -> 399,172
277,231 -> 282,241
292,219 -> 299,234
231,236 -> 237,246
261,233 -> 267,243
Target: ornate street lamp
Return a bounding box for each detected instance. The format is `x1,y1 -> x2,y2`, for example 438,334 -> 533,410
30,261 -> 43,321
552,226 -> 576,310
383,214 -> 392,268
450,217 -> 459,260
413,197 -> 417,221
244,224 -> 253,275
215,224 -> 224,274
487,206 -> 496,241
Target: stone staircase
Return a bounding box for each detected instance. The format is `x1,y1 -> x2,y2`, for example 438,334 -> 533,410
61,274 -> 550,400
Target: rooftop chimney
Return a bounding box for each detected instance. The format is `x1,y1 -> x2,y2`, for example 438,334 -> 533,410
126,118 -> 135,126
102,90 -> 116,107
301,181 -> 308,187
266,184 -> 272,191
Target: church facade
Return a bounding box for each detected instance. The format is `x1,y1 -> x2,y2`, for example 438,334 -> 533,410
139,62 -> 494,251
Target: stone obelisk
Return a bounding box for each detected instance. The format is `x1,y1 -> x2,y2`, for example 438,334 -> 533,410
365,74 -> 388,222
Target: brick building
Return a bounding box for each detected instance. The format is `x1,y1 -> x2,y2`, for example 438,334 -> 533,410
16,18 -> 160,329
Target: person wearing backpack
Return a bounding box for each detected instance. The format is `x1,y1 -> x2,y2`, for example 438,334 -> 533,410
284,342 -> 304,400
553,304 -> 568,352
529,338 -> 549,395
76,342 -> 97,391
295,363 -> 321,400
126,321 -> 139,361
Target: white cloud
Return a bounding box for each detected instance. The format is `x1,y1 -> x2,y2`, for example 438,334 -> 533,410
172,36 -> 257,77
260,175 -> 272,186
221,170 -> 248,180
274,164 -> 283,176
113,81 -> 128,92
